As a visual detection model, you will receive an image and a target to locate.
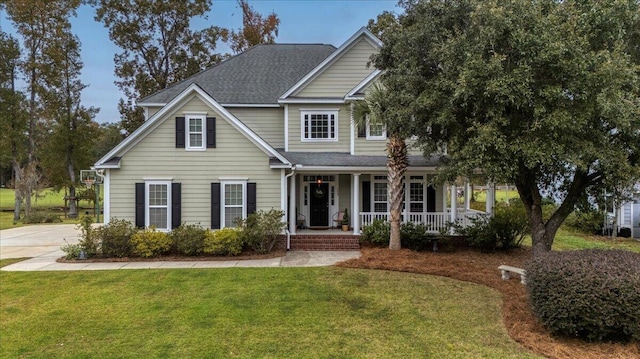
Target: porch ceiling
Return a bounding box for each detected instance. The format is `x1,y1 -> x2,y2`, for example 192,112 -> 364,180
275,150 -> 443,170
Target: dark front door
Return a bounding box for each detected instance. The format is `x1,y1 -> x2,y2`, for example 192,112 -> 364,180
309,183 -> 329,227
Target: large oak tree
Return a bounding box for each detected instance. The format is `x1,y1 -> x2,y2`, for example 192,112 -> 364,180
375,0 -> 640,257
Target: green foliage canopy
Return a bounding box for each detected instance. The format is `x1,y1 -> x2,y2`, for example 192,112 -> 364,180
375,0 -> 640,256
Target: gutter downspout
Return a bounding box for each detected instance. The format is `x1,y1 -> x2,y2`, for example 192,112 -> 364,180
284,166 -> 297,250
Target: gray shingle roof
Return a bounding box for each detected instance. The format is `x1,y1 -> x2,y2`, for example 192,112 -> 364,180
275,151 -> 443,168
139,44 -> 337,105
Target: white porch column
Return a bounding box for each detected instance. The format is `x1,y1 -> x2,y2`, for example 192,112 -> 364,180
442,183 -> 448,212
485,182 -> 495,215
450,184 -> 458,235
288,174 -> 296,234
450,184 -> 458,222
464,180 -> 471,211
353,173 -> 360,234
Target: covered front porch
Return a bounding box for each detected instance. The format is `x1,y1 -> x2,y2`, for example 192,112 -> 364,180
284,171 -> 497,236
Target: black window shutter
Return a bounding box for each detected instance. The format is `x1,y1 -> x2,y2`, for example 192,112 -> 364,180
176,117 -> 185,148
135,183 -> 145,228
211,183 -> 221,229
247,182 -> 257,215
362,181 -> 371,212
171,183 -> 181,229
206,117 -> 216,148
357,125 -> 366,138
427,185 -> 436,213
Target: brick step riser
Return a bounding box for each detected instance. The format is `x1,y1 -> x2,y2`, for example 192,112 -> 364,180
289,238 -> 360,251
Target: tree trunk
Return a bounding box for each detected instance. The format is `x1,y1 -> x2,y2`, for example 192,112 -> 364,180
67,162 -> 77,218
516,169 -> 591,258
387,135 -> 408,250
529,203 -> 553,257
12,161 -> 22,221
24,60 -> 37,217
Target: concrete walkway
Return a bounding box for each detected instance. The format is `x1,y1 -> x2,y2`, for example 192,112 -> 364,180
0,224 -> 361,271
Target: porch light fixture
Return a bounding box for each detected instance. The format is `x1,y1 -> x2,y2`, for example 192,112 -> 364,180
316,176 -> 322,185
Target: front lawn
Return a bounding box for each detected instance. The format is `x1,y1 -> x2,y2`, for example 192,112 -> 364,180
0,267 -> 538,358
522,228 -> 640,253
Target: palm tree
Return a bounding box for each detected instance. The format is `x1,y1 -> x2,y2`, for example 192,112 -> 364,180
353,83 -> 410,250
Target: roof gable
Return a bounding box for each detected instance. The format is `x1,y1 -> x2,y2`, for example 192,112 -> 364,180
279,27 -> 382,101
138,44 -> 336,106
95,84 -> 291,168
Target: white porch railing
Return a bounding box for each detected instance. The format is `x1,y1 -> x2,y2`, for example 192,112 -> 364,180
360,210 -> 486,233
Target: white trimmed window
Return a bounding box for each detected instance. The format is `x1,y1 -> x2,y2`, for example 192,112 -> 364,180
146,181 -> 171,231
222,181 -> 246,228
408,176 -> 425,213
186,114 -> 206,150
372,175 -> 388,212
366,115 -> 386,140
301,110 -> 338,141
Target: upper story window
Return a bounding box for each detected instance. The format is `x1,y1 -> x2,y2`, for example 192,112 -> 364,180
186,115 -> 206,150
301,110 -> 338,141
366,115 -> 387,140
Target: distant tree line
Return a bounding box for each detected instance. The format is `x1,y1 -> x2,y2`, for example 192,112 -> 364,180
0,0 -> 279,220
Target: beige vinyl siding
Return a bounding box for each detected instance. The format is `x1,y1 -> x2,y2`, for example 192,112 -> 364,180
109,95 -> 281,228
146,106 -> 162,119
287,104 -> 350,152
297,38 -> 378,98
353,135 -> 423,156
435,183 -> 443,213
227,107 -> 284,148
338,174 -> 350,213
354,136 -> 387,156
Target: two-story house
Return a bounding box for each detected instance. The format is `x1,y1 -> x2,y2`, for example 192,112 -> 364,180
94,28 -> 495,247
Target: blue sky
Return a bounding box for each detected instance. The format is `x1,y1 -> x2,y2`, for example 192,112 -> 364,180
0,0 -> 400,124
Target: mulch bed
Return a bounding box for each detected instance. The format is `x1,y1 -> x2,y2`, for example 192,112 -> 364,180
336,246 -> 640,359
57,249 -> 287,263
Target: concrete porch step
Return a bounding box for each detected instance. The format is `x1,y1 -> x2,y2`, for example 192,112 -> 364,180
289,235 -> 360,251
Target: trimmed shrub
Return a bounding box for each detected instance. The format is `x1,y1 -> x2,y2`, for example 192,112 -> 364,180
99,218 -> 137,258
401,222 -> 433,251
131,228 -> 172,258
171,223 -> 207,256
565,210 -> 606,235
525,249 -> 640,342
236,209 -> 285,254
361,219 -> 390,246
455,203 -> 528,252
203,228 -> 243,256
77,215 -> 100,257
22,212 -> 62,224
61,241 -> 82,260
361,220 -> 442,251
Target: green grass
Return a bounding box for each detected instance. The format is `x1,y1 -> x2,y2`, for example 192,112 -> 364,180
543,228 -> 640,253
0,188 -> 94,229
0,210 -> 82,230
0,258 -> 29,268
472,189 -> 519,204
0,188 -> 69,209
0,267 -> 540,358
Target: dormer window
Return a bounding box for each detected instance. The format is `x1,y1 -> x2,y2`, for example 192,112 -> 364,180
301,110 -> 338,141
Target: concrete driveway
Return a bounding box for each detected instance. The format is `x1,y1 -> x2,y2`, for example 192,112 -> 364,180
0,224 -> 80,260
